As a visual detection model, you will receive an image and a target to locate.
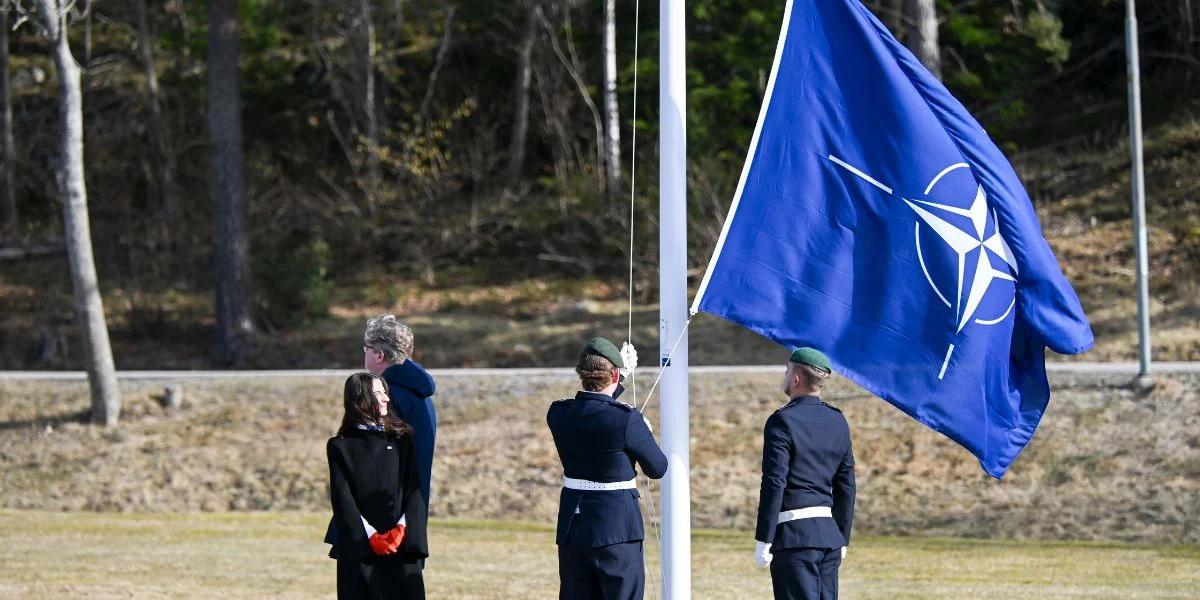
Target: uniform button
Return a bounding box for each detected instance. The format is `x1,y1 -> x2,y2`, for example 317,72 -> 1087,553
388,500 -> 395,507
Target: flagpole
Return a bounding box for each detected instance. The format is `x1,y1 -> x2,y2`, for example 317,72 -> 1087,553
1124,0 -> 1154,387
660,0 -> 691,597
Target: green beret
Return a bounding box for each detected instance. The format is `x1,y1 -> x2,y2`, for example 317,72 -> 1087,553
583,337 -> 624,368
789,347 -> 831,373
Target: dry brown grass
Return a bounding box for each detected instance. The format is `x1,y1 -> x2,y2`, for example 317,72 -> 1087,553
1,370 -> 1197,544
0,511 -> 1197,599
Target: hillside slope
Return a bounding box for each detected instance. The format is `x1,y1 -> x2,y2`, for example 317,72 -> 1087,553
1,369 -> 1196,543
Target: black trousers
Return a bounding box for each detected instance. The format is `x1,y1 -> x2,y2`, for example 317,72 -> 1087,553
336,554 -> 425,600
769,547 -> 840,600
558,539 -> 645,600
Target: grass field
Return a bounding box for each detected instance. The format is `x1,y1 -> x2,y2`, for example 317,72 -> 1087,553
0,511 -> 1197,599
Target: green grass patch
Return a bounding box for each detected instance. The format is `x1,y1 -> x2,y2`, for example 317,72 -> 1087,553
0,511 -> 1197,599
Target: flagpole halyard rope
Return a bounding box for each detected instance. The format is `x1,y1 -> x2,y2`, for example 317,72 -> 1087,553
637,471 -> 665,596
627,0 -> 639,347
622,1 -> 664,598
638,318 -> 691,413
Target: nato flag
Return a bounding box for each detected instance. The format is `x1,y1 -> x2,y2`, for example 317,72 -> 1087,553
693,0 -> 1093,478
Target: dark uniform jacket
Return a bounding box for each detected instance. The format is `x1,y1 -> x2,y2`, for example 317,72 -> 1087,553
547,388 -> 668,548
755,396 -> 855,551
327,428 -> 429,561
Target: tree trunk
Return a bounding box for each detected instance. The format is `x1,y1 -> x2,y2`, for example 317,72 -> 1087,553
37,0 -> 121,426
879,0 -> 904,38
394,0 -> 403,38
1182,0 -> 1196,57
355,0 -> 380,209
506,1 -> 539,183
136,0 -> 179,221
207,0 -> 254,366
173,0 -> 193,72
903,0 -> 940,78
82,0 -> 92,90
601,0 -> 621,197
539,8 -> 604,192
416,7 -> 457,132
1,4 -> 16,233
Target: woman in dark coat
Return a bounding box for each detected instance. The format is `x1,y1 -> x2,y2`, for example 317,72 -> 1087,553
328,372 -> 428,599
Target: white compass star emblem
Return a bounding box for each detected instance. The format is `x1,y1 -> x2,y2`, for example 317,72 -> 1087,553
903,183 -> 1019,332
826,156 -> 1022,379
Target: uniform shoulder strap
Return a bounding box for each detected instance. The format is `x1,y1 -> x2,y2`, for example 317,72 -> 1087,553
821,401 -> 843,413
773,399 -> 799,415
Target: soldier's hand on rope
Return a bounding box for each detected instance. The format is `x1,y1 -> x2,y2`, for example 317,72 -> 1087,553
840,546 -> 847,560
619,342 -> 639,377
754,541 -> 773,567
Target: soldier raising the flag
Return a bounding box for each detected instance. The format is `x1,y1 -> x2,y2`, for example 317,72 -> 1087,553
548,337 -> 667,600
754,348 -> 856,600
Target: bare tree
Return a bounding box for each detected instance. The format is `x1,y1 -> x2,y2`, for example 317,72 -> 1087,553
353,0 -> 380,208
23,0 -> 121,425
506,1 -> 540,183
393,0 -> 403,41
415,6 -> 456,133
81,0 -> 90,89
207,0 -> 253,366
1180,0 -> 1196,57
170,0 -> 193,72
601,0 -> 620,197
135,0 -> 179,221
538,7 -> 603,191
903,0 -> 940,78
377,0 -> 402,136
869,0 -> 904,38
1,1 -> 16,233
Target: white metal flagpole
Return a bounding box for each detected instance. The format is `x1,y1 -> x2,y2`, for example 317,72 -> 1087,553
659,0 -> 691,597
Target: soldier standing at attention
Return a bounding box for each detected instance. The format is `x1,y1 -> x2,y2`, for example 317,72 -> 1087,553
754,347 -> 856,600
548,337 -> 668,600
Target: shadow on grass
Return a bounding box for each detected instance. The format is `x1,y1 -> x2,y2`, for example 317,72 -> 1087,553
0,408 -> 91,431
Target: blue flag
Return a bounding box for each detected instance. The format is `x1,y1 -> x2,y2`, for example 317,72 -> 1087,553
692,0 -> 1093,478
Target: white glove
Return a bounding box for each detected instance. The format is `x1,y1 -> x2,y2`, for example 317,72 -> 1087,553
840,546 -> 847,560
619,342 -> 639,376
754,541 -> 773,567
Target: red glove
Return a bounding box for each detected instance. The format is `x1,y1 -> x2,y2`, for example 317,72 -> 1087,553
369,524 -> 407,556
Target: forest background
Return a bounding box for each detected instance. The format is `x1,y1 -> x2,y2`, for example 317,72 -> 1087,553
1,0 -> 1197,378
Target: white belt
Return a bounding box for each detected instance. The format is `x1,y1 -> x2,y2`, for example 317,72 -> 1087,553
563,477 -> 637,491
777,506 -> 833,524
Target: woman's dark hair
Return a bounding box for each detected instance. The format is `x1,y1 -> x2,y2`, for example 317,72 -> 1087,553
338,372 -> 412,438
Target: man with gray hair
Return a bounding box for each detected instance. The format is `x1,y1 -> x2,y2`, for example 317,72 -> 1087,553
362,315 -> 437,510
